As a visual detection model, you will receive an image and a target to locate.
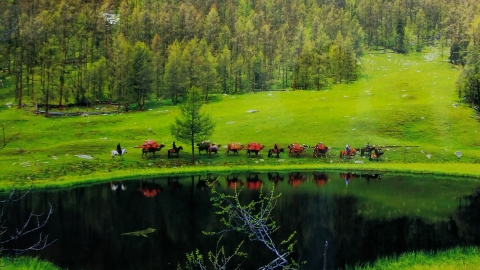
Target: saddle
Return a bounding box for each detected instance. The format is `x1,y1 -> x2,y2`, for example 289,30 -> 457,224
229,142 -> 240,150
248,143 -> 261,151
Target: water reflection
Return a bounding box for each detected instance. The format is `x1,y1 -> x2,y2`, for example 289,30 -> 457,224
1,172 -> 479,269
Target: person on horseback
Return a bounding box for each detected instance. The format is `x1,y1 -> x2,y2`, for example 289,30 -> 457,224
172,141 -> 177,151
345,144 -> 351,155
365,142 -> 370,151
117,143 -> 122,155
274,143 -> 279,154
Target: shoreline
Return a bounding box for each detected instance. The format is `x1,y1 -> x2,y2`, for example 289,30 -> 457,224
7,162 -> 480,192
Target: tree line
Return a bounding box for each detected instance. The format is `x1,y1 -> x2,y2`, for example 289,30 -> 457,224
0,0 -> 479,111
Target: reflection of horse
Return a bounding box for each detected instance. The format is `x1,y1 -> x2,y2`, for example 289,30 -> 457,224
339,148 -> 357,158
225,142 -> 244,155
340,172 -> 359,185
369,149 -> 384,161
197,174 -> 220,191
312,172 -> 328,187
288,172 -> 306,187
246,173 -> 262,190
313,144 -> 329,158
167,177 -> 182,193
110,182 -> 127,191
137,180 -> 163,198
111,149 -> 128,160
208,144 -> 221,157
361,173 -> 382,183
167,146 -> 183,158
267,148 -> 284,158
288,143 -> 305,157
267,172 -> 284,186
246,143 -> 265,157
225,175 -> 243,189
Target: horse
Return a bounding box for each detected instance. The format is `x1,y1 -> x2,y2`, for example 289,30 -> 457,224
167,146 -> 183,158
339,148 -> 358,158
313,144 -> 329,158
360,147 -> 374,157
369,149 -> 384,161
267,148 -> 284,158
111,148 -> 128,160
142,144 -> 165,159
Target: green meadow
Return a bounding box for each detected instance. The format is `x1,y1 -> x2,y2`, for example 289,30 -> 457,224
0,48 -> 479,190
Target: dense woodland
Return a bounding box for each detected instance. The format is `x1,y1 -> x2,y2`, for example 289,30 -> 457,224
0,0 -> 479,112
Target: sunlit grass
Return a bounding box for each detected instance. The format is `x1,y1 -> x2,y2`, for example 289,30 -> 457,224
0,257 -> 60,270
348,246 -> 480,270
0,48 -> 479,187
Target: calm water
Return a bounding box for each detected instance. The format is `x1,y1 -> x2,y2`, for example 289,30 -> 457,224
2,171 -> 480,269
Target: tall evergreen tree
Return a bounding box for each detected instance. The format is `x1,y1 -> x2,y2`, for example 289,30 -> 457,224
164,40 -> 185,104
130,41 -> 153,110
170,87 -> 215,164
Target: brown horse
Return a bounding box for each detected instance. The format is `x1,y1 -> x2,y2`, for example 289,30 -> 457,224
167,146 -> 183,158
339,148 -> 357,158
267,148 -> 284,158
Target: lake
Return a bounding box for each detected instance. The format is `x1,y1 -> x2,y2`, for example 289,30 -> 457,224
2,171 -> 479,269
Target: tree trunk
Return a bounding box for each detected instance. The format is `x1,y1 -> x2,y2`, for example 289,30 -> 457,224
190,135 -> 195,164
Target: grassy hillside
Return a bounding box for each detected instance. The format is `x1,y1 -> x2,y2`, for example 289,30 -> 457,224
0,48 -> 479,189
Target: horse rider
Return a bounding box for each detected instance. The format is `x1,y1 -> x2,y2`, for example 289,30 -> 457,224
117,143 -> 122,155
365,142 -> 370,151
345,144 -> 351,155
274,143 -> 279,154
172,141 -> 177,150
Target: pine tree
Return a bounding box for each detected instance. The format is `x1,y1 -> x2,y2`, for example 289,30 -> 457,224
170,87 -> 215,164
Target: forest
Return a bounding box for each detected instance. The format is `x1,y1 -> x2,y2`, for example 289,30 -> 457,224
0,0 -> 479,112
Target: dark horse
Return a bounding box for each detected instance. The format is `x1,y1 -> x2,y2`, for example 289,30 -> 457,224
196,141 -> 211,155
360,147 -> 374,157
369,148 -> 384,161
167,146 -> 183,158
267,148 -> 284,158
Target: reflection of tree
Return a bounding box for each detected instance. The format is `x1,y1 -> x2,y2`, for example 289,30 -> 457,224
0,187 -> 55,259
